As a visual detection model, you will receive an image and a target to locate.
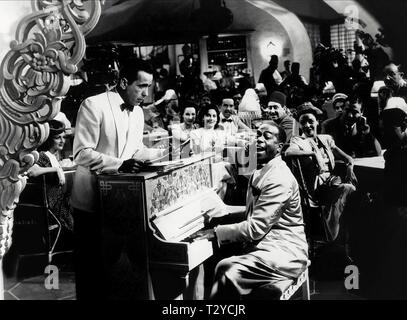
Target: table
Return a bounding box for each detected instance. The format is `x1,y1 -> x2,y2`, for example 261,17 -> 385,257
353,156 -> 384,193
353,156 -> 385,170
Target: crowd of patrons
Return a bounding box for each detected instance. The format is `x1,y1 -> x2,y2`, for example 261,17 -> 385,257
139,48 -> 407,261
143,55 -> 407,164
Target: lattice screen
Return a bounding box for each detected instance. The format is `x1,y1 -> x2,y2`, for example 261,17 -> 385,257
330,24 -> 356,65
303,21 -> 321,52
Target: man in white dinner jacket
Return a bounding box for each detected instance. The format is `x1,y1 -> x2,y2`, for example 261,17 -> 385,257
71,59 -> 161,300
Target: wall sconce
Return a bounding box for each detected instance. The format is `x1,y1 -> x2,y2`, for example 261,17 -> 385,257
267,40 -> 275,47
260,38 -> 283,60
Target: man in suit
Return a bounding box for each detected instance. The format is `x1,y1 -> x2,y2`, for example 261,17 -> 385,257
195,123 -> 308,299
218,97 -> 251,135
261,91 -> 298,143
383,62 -> 407,98
71,59 -> 161,299
322,97 -> 381,158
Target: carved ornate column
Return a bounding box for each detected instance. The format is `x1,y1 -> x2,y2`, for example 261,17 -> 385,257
0,0 -> 103,299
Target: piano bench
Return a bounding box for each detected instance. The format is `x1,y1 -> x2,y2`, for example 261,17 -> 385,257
245,268 -> 311,300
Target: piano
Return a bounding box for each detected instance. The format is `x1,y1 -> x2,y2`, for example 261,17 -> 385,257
97,153 -> 226,299
143,131 -> 171,150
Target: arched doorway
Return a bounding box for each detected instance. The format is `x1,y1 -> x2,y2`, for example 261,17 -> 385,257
246,0 -> 313,82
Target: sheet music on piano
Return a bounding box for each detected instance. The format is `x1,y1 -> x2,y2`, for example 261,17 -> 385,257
150,188 -> 226,242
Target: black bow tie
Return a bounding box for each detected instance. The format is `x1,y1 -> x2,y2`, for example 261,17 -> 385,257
121,103 -> 134,112
222,118 -> 233,123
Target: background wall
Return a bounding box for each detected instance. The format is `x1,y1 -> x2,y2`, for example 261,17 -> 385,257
244,0 -> 313,82
243,4 -> 293,81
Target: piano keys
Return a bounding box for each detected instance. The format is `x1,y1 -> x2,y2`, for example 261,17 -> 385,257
97,154 -> 226,299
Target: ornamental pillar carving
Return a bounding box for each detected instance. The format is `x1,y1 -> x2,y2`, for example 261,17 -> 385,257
0,0 -> 103,299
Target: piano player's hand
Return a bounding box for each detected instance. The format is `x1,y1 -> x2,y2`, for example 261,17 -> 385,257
192,229 -> 216,241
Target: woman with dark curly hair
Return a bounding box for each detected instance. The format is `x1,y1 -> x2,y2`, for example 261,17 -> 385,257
190,104 -> 224,155
171,101 -> 199,143
190,104 -> 248,199
27,120 -> 75,231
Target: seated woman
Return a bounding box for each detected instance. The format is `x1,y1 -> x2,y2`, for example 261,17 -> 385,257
190,104 -> 248,199
285,106 -> 356,244
170,102 -> 199,158
170,101 -> 199,142
27,120 -> 74,233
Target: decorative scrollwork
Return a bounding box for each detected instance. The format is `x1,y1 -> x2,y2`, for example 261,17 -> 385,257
0,0 -> 103,261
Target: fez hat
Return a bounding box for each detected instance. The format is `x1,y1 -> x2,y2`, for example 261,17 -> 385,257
268,91 -> 286,107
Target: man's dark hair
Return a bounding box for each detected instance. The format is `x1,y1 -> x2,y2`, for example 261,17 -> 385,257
119,59 -> 154,84
269,55 -> 279,68
261,122 -> 287,144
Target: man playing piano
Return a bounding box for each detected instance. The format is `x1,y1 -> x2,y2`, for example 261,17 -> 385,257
194,123 -> 309,299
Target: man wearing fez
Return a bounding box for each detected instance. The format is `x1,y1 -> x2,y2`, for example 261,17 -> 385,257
261,91 -> 298,143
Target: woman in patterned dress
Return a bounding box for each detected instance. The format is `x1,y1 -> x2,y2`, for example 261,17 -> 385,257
27,120 -> 74,232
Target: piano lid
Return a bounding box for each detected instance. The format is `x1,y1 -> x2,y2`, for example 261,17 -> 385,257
97,153 -> 215,181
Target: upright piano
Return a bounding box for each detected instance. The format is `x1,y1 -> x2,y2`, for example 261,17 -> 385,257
97,154 -> 225,299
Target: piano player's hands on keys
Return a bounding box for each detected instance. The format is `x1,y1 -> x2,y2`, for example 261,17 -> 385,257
118,159 -> 148,173
191,228 -> 216,241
